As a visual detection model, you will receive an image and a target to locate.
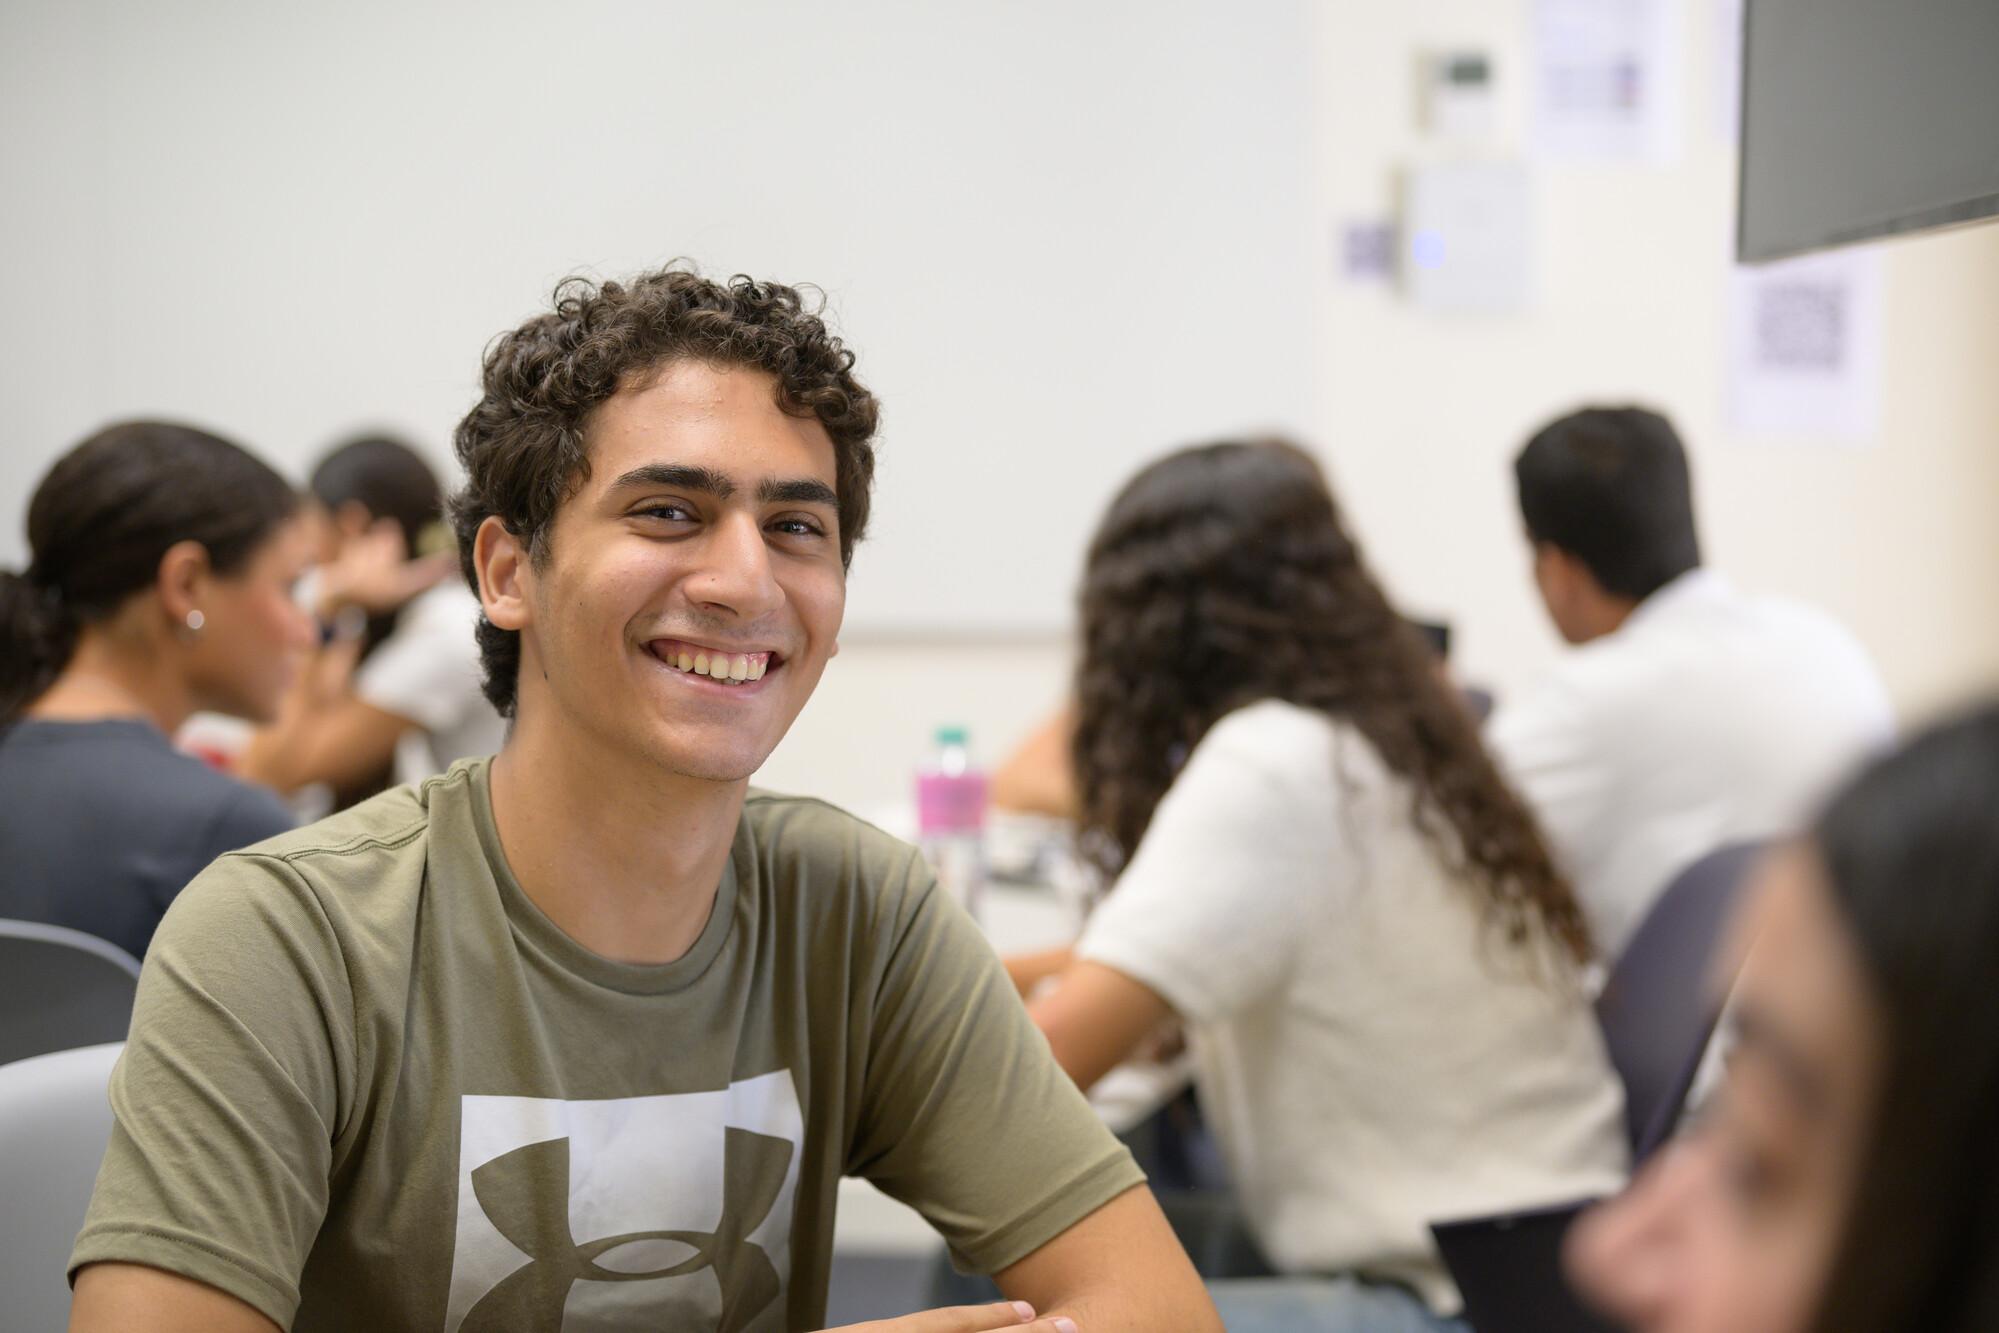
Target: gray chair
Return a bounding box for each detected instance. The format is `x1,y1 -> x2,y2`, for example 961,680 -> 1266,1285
0,1041 -> 122,1332
0,920 -> 141,1067
1596,841 -> 1764,1161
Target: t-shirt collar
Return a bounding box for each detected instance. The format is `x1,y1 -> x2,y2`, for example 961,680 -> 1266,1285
455,757 -> 743,996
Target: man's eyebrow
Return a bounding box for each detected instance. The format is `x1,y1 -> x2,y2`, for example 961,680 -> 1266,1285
1729,1002 -> 1830,1118
758,477 -> 840,510
607,463 -> 734,498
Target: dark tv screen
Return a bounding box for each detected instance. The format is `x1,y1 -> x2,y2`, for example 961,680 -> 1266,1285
1738,0 -> 1999,263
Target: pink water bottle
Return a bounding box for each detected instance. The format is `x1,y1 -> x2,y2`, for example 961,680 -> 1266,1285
916,725 -> 988,919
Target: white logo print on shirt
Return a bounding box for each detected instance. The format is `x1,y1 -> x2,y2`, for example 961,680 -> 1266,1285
441,1071 -> 804,1332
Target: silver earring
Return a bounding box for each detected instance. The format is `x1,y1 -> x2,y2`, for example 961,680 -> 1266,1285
184,609 -> 205,633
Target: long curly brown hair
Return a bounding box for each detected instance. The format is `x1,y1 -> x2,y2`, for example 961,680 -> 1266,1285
450,264 -> 880,716
1072,439 -> 1592,963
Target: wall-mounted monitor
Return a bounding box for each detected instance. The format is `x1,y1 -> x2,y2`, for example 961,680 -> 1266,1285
1738,0 -> 1999,263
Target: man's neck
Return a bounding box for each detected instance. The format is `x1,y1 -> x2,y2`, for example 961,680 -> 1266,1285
487,716 -> 746,966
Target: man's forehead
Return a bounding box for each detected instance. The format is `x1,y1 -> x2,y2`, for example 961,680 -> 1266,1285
582,362 -> 838,493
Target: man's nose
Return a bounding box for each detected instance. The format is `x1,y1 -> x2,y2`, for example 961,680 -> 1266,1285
687,512 -> 784,620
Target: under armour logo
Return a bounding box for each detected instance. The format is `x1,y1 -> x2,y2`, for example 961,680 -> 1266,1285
442,1073 -> 804,1332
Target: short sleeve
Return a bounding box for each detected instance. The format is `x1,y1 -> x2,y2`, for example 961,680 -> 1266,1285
70,852 -> 356,1328
1076,703 -> 1339,1023
846,858 -> 1144,1276
355,588 -> 484,733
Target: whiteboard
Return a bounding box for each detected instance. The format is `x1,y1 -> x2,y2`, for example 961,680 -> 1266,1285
0,0 -> 1314,633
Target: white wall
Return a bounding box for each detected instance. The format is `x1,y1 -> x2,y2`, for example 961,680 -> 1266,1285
0,0 -> 1314,633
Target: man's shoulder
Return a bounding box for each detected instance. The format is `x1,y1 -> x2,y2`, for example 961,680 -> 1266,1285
739,788 -> 931,919
193,764 -> 477,919
741,788 -> 920,874
241,775 -> 440,867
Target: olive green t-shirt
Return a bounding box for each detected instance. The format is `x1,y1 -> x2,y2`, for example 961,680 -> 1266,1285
71,759 -> 1140,1331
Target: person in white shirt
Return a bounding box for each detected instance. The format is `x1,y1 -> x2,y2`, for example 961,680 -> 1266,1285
1022,439 -> 1629,1332
1486,406 -> 1894,961
241,435 -> 505,802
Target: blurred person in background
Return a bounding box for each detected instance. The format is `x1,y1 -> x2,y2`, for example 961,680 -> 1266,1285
1569,702 -> 1999,1332
1021,439 -> 1628,1332
0,421 -> 314,958
1487,405 -> 1893,961
239,433 -> 500,807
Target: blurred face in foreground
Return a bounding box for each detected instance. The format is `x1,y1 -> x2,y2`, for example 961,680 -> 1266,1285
1568,846 -> 1883,1333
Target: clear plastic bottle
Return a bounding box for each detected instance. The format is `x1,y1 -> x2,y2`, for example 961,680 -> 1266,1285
916,725 -> 988,920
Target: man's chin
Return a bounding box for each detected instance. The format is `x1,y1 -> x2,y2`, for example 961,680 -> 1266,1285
640,739 -> 774,787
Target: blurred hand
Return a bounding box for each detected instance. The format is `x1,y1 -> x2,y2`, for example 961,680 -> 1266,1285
317,517 -> 453,617
821,1302 -> 1076,1333
236,615 -> 367,793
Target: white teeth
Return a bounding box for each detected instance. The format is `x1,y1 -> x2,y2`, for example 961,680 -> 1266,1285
658,644 -> 770,683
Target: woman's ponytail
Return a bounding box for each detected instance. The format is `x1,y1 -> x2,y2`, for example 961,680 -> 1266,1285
0,567 -> 79,725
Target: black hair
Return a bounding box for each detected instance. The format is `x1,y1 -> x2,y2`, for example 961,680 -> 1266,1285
1513,405 -> 1701,601
1807,703 -> 1999,1332
310,434 -> 444,557
0,421 -> 300,725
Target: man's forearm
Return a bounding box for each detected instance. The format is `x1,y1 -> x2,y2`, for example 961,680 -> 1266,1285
995,1187 -> 1221,1333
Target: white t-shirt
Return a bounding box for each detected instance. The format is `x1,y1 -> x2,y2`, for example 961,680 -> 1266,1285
355,582 -> 507,786
1077,700 -> 1628,1314
1486,570 -> 1894,959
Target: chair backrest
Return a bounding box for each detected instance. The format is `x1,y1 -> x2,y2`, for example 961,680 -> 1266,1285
0,1041 -> 122,1333
1596,841 -> 1763,1161
0,920 -> 141,1067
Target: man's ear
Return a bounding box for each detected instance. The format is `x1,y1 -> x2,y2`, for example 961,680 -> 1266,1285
154,540 -> 212,628
473,516 -> 532,632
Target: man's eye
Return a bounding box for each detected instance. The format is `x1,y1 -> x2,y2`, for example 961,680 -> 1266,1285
637,503 -> 693,523
771,518 -> 825,538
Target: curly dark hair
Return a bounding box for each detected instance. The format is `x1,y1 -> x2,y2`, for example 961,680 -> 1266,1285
450,265 -> 880,716
1072,439 -> 1592,963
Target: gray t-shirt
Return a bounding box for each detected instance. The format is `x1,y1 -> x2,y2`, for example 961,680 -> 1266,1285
0,717 -> 294,958
73,759 -> 1141,1330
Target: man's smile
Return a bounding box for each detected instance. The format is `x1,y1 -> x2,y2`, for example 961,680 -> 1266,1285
644,636 -> 784,691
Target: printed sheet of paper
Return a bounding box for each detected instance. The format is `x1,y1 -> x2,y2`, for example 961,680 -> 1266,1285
1532,0 -> 1683,162
1724,247 -> 1882,442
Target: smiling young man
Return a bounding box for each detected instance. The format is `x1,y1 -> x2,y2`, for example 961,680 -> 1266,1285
67,270 -> 1218,1333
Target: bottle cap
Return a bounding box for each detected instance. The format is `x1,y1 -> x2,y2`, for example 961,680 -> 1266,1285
934,725 -> 969,747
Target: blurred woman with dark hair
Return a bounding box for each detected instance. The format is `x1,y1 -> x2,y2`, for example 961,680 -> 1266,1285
0,421 -> 316,957
1021,439 -> 1627,1330
1570,702 -> 1999,1333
